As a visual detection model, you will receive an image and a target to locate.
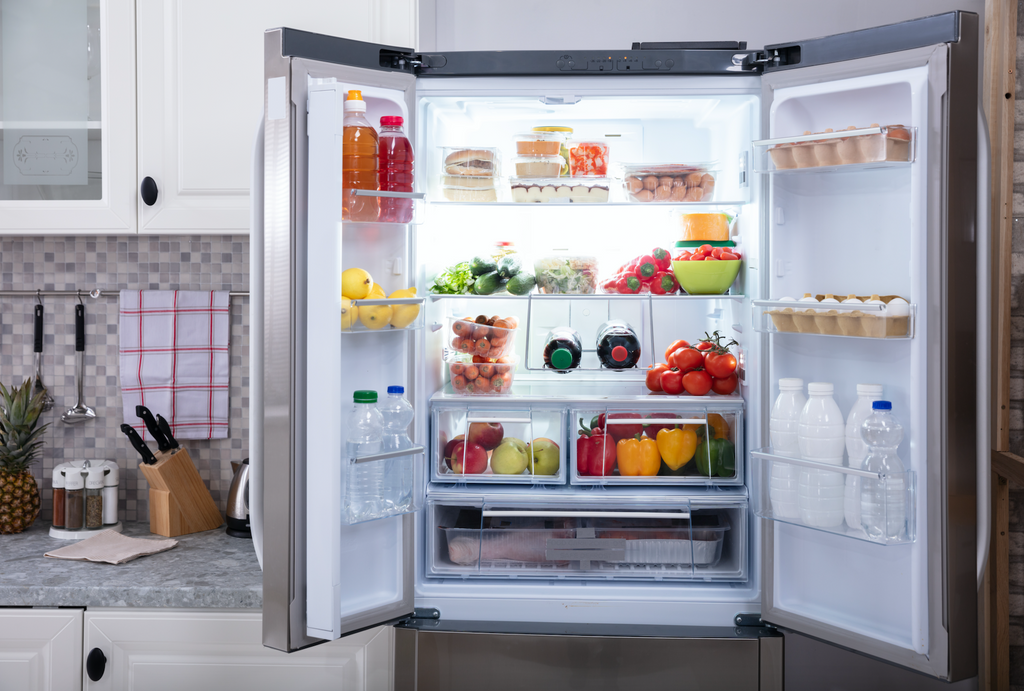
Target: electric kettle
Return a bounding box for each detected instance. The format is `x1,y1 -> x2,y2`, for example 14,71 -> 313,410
226,458 -> 251,538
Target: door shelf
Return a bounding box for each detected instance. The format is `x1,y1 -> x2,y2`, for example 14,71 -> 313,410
753,299 -> 914,339
426,497 -> 747,582
342,446 -> 424,525
750,449 -> 915,545
752,125 -> 915,173
341,297 -> 424,333
343,188 -> 425,225
570,406 -> 742,486
431,405 -> 567,484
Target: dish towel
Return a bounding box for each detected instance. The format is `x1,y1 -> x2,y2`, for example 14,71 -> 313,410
119,290 -> 230,440
44,530 -> 178,564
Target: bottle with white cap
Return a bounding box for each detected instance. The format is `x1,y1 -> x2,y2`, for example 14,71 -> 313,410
342,89 -> 380,222
769,378 -> 805,519
797,382 -> 846,528
843,385 -> 884,531
84,466 -> 105,529
64,468 -> 85,531
100,461 -> 119,525
51,463 -> 68,528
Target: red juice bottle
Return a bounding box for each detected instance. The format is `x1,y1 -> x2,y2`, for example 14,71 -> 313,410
378,115 -> 414,223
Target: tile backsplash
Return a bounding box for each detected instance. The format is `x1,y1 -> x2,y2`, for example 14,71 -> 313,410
0,236 -> 249,525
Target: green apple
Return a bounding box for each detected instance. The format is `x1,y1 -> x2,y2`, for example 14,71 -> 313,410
529,438 -> 560,475
490,438 -> 529,475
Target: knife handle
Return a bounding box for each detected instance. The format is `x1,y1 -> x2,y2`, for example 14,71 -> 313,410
75,304 -> 85,352
34,305 -> 43,353
120,423 -> 156,465
156,414 -> 179,450
136,405 -> 171,451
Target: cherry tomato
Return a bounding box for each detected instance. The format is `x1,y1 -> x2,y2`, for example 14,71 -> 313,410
698,244 -> 713,254
664,339 -> 691,362
669,347 -> 704,373
711,373 -> 738,395
675,250 -> 692,261
720,251 -> 739,260
645,363 -> 670,392
711,247 -> 724,259
682,370 -> 713,396
660,368 -> 684,395
705,351 -> 738,379
705,256 -> 720,261
690,255 -> 706,261
695,341 -> 716,352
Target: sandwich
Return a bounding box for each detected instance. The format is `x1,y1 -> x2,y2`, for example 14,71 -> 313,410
444,149 -> 498,176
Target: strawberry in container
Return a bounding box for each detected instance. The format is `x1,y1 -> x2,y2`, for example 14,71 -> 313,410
568,142 -> 609,177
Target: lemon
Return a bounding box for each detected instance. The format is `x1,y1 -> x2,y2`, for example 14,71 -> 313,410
341,268 -> 373,300
358,303 -> 393,329
341,298 -> 358,331
389,287 -> 420,329
368,283 -> 386,299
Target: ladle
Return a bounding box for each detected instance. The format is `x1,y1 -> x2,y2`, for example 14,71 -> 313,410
62,298 -> 96,425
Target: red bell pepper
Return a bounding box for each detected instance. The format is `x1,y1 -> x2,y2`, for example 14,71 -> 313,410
594,412 -> 644,441
649,271 -> 680,295
635,254 -> 658,279
577,419 -> 616,476
651,247 -> 672,271
616,272 -> 642,294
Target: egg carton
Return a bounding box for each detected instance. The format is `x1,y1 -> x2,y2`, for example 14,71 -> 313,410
766,294 -> 911,339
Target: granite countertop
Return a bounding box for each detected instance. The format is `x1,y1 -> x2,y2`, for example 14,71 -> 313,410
0,522 -> 262,609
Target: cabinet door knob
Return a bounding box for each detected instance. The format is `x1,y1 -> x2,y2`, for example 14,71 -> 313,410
141,176 -> 159,206
86,647 -> 107,681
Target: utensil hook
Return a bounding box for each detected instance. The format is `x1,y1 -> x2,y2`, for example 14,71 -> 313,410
76,290 -> 83,305
35,289 -> 42,306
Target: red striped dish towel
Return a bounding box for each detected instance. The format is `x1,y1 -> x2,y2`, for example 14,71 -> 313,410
119,290 -> 230,440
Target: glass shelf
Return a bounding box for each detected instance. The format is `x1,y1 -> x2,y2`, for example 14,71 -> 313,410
429,292 -> 745,302
753,299 -> 914,339
427,200 -> 751,208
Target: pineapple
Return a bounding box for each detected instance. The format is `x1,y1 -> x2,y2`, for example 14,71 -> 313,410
0,379 -> 49,534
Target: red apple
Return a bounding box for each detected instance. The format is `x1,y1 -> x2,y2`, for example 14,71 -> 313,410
447,441 -> 488,474
442,434 -> 465,467
467,422 -> 504,451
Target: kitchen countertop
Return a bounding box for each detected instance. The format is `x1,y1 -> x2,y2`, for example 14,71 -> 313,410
0,522 -> 262,609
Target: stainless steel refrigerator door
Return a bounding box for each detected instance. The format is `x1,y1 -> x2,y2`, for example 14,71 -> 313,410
260,28 -> 418,652
757,14 -> 981,681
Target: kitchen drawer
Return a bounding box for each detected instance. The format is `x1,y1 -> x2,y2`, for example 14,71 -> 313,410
570,406 -> 742,486
431,404 -> 566,484
426,497 -> 747,582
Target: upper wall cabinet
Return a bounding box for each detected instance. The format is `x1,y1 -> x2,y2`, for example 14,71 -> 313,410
136,0 -> 418,235
0,0 -> 137,235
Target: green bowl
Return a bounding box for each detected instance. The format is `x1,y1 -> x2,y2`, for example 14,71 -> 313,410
672,259 -> 742,295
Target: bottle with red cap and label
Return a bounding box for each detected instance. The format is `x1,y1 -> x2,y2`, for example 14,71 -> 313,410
378,115 -> 415,223
596,320 -> 641,369
342,90 -> 379,222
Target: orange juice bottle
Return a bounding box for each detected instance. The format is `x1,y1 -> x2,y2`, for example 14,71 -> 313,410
342,90 -> 379,222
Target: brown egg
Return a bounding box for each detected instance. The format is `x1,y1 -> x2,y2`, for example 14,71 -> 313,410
700,173 -> 715,186
684,172 -> 703,187
654,184 -> 673,200
643,175 -> 659,191
685,187 -> 704,202
671,177 -> 687,188
634,189 -> 655,202
670,185 -> 689,201
626,177 -> 643,194
658,176 -> 675,188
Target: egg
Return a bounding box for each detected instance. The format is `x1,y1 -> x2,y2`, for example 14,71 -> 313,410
840,294 -> 862,305
642,176 -> 659,191
885,297 -> 910,317
626,177 -> 643,194
659,176 -> 675,188
654,184 -> 673,201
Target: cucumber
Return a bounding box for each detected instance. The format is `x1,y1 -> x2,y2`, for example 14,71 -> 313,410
506,272 -> 536,296
497,255 -> 522,278
469,255 -> 497,276
472,271 -> 504,295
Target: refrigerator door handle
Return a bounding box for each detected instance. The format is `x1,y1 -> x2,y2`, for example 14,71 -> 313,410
977,106 -> 992,587
250,110 -> 265,570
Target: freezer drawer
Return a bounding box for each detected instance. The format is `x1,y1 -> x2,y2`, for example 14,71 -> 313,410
570,406 -> 742,485
426,497 -> 747,581
431,404 -> 566,484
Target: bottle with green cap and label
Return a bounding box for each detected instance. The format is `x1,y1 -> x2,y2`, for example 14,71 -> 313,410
346,390 -> 385,523
542,327 -> 582,371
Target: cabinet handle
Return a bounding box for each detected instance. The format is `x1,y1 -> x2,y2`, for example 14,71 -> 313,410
140,176 -> 159,206
86,647 -> 107,681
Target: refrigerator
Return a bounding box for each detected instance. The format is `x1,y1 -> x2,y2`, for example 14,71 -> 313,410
252,10 -> 989,687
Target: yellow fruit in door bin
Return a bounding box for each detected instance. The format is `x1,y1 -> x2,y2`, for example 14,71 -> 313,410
358,303 -> 393,330
368,283 -> 386,299
341,298 -> 358,330
389,287 -> 420,329
341,268 -> 373,299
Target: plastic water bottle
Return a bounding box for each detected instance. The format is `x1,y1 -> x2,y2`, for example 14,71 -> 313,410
380,385 -> 415,512
843,384 -> 883,531
346,390 -> 383,521
859,401 -> 907,542
769,378 -> 805,519
797,382 -> 845,528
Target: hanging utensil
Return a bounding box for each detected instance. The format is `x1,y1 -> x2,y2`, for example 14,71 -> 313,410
62,298 -> 96,425
31,293 -> 54,411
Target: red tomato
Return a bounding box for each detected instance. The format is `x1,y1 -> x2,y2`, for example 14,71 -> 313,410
705,351 -> 737,379
720,251 -> 739,260
645,363 -> 670,392
695,341 -> 715,352
682,370 -> 713,396
711,247 -> 724,259
669,347 -> 704,373
675,250 -> 692,261
664,339 -> 690,362
698,244 -> 713,254
705,256 -> 720,261
660,368 -> 684,395
690,255 -> 706,261
711,373 -> 739,395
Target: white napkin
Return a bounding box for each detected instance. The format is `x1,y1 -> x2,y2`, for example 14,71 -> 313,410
45,530 -> 178,564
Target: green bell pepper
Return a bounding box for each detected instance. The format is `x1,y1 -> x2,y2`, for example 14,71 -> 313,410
695,437 -> 736,477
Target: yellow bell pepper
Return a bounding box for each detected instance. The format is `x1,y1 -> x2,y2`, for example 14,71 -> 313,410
684,413 -> 731,440
616,436 -> 661,476
656,428 -> 698,471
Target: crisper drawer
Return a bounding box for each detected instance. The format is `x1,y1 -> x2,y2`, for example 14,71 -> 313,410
570,406 -> 742,486
426,497 -> 747,582
431,404 -> 566,484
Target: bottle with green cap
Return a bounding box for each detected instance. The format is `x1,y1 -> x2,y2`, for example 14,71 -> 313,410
346,390 -> 384,522
542,327 -> 582,371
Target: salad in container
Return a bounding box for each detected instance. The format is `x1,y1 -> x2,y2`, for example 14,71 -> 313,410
533,255 -> 599,294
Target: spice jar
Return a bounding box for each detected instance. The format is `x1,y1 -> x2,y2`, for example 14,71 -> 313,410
100,461 -> 119,525
64,469 -> 85,531
84,466 -> 105,529
51,463 -> 68,528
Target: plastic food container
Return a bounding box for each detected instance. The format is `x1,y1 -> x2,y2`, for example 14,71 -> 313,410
533,255 -> 599,294
762,294 -> 912,338
439,146 -> 501,177
620,163 -> 717,203
448,315 -> 518,360
532,126 -> 573,175
568,141 -> 610,177
441,173 -> 498,202
515,132 -> 564,156
671,259 -> 741,295
447,356 -> 518,395
512,155 -> 563,177
509,177 -> 611,203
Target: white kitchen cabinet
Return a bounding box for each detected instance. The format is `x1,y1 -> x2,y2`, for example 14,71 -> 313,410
83,609 -> 391,690
135,0 -> 418,235
0,608 -> 84,691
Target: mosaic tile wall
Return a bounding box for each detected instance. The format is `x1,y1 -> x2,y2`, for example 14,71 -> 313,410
0,236 -> 249,525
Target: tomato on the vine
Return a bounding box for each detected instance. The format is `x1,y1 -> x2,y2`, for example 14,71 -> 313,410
711,373 -> 739,395
695,341 -> 715,352
664,339 -> 690,362
705,351 -> 738,379
682,370 -> 713,396
645,363 -> 670,392
660,368 -> 685,395
669,347 -> 704,373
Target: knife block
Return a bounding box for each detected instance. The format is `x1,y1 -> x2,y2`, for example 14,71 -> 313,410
138,447 -> 223,537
